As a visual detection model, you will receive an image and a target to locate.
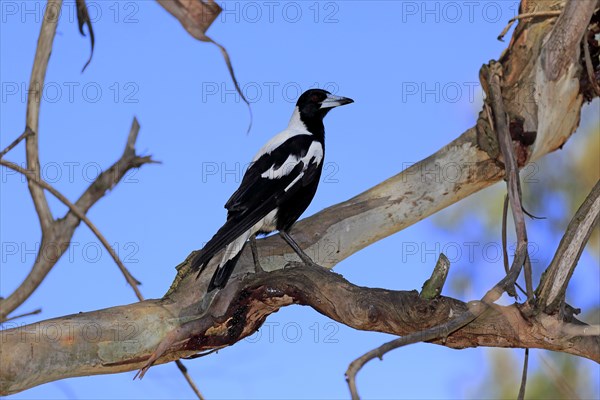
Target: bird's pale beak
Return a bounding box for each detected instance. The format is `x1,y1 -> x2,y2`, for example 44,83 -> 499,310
321,94 -> 354,109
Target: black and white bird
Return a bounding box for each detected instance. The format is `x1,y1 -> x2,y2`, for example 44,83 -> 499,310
192,89 -> 353,291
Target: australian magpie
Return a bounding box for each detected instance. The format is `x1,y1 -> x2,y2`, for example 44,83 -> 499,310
191,88 -> 353,291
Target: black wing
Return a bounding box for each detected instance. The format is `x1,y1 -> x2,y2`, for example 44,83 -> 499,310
225,134 -> 317,215
191,134 -> 322,272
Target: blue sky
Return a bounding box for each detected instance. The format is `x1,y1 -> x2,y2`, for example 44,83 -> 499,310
1,1 -> 598,399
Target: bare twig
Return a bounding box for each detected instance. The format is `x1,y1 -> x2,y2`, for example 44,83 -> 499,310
485,62 -> 531,297
517,348 -> 529,400
346,308 -> 480,400
0,119 -> 153,321
2,161 -> 205,397
0,160 -> 143,301
174,360 -> 205,400
345,247 -> 534,400
536,180 -> 600,313
497,11 -> 562,41
502,195 -> 510,274
70,118 -> 157,217
25,0 -> 63,231
523,255 -> 534,299
501,195 -> 527,296
0,128 -> 34,159
2,308 -> 42,322
539,353 -> 580,400
542,0 -> 599,81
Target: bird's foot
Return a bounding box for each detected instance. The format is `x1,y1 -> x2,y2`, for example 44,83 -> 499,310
284,261 -> 304,269
284,259 -> 327,270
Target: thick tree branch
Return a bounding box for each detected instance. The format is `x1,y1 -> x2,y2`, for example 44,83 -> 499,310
2,263 -> 597,395
536,180 -> 600,313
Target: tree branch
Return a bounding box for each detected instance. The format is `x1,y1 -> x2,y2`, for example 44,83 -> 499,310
0,160 -> 144,309
69,118 -> 156,220
0,118 -> 154,320
542,0 -> 599,81
536,180 -> 600,313
0,128 -> 33,159
24,0 -> 62,231
483,62 -> 531,298
2,263 -> 597,395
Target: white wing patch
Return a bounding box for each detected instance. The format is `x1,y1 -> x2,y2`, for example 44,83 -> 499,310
260,141 -> 323,183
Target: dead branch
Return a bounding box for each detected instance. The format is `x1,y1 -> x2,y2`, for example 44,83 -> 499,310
518,348 -> 530,400
0,159 -> 144,301
346,305 -> 481,400
497,11 -> 562,42
0,117 -> 154,321
483,62 -> 531,298
0,128 -> 33,159
536,180 -> 600,313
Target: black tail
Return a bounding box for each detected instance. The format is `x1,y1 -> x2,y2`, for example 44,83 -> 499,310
207,243 -> 247,291
192,199 -> 278,289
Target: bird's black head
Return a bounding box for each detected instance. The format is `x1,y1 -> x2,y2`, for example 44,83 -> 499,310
296,89 -> 353,120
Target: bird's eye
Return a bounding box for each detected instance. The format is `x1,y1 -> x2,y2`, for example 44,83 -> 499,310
311,95 -> 320,103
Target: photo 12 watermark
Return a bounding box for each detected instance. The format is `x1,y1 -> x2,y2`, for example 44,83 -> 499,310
1,241 -> 140,264
244,321 -> 340,344
1,1 -> 140,24
1,161 -> 142,185
199,161 -> 340,184
1,81 -> 140,105
219,1 -> 340,24
400,81 -> 481,104
1,320 -> 140,344
399,241 -> 540,265
400,1 -> 520,24
201,81 -> 340,104
400,161 -> 540,184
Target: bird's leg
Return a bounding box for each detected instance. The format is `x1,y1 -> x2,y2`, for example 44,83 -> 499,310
249,235 -> 264,273
279,231 -> 322,269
